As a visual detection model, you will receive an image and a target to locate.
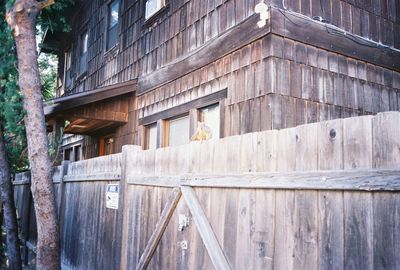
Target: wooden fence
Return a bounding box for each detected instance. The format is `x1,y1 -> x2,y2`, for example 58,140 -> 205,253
13,112 -> 400,270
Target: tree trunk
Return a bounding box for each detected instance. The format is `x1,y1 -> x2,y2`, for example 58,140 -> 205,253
0,125 -> 22,270
6,1 -> 60,269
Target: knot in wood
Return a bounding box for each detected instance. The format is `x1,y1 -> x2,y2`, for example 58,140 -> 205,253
329,128 -> 336,139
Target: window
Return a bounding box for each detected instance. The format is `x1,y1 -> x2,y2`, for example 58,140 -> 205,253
63,147 -> 73,161
145,123 -> 157,150
74,145 -> 82,161
145,0 -> 165,20
199,104 -> 220,140
107,0 -> 120,50
99,135 -> 114,156
166,115 -> 189,147
79,31 -> 88,75
64,50 -> 72,92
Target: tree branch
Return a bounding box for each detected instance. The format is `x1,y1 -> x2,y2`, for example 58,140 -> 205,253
38,0 -> 55,10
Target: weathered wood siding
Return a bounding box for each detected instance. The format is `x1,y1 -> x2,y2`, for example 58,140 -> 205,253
56,0 -> 400,158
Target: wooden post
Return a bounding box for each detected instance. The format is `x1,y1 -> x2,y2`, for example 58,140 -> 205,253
57,161 -> 69,219
181,186 -> 231,270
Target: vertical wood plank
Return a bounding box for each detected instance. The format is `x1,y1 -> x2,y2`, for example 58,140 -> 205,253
253,189 -> 275,270
343,115 -> 373,169
344,192 -> 374,270
273,190 -> 295,270
295,122 -> 318,170
318,191 -> 344,270
318,118 -> 344,170
293,190 -> 318,270
373,192 -> 400,270
372,112 -> 400,169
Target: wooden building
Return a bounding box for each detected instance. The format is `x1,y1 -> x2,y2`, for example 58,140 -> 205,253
43,0 -> 400,160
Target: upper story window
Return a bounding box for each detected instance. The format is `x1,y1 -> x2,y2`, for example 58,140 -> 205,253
79,31 -> 88,75
64,49 -> 72,92
107,0 -> 120,50
145,0 -> 165,20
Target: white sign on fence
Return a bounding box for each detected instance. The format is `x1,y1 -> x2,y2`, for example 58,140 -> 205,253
106,184 -> 119,209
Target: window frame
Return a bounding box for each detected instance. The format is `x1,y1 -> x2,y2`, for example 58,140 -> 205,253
163,114 -> 190,147
78,30 -> 89,76
144,123 -> 158,150
106,0 -> 120,52
144,0 -> 166,21
63,48 -> 73,94
99,134 -> 115,156
198,103 -> 221,140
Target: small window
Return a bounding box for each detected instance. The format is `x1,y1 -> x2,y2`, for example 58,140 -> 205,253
74,145 -> 82,161
99,135 -> 114,156
166,115 -> 189,147
63,147 -> 73,161
79,31 -> 88,75
199,104 -> 220,140
145,0 -> 165,20
145,123 -> 157,150
107,0 -> 120,50
64,50 -> 72,91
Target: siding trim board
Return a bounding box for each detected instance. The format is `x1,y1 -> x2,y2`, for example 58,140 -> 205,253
137,7 -> 400,95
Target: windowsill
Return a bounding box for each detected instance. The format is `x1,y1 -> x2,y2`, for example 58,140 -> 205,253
104,44 -> 119,58
143,4 -> 169,28
76,71 -> 87,81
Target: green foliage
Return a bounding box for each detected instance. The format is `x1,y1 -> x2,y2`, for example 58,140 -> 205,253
0,2 -> 28,172
38,0 -> 74,33
39,52 -> 57,100
0,0 -> 74,172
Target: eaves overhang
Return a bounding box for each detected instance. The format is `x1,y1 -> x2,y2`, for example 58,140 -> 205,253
44,80 -> 137,116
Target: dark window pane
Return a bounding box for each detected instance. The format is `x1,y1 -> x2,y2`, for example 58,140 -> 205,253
65,68 -> 72,90
107,25 -> 118,50
79,31 -> 88,74
79,52 -> 87,74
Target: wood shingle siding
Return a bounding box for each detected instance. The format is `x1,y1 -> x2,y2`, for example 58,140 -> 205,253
47,0 -> 400,159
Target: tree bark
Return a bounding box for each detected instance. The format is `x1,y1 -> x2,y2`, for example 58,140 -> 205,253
0,125 -> 22,270
6,1 -> 60,269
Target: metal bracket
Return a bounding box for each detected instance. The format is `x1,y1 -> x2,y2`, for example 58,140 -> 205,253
178,214 -> 190,231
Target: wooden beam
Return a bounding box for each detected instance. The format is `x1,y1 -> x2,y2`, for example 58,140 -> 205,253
136,188 -> 182,270
139,89 -> 227,125
137,14 -> 270,95
44,80 -> 137,115
270,8 -> 400,72
126,176 -> 179,187
181,186 -> 231,270
181,170 -> 400,191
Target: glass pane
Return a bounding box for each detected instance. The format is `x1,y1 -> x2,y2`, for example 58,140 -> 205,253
109,0 -> 119,29
168,116 -> 189,147
147,124 -> 157,150
81,32 -> 88,53
107,25 -> 118,50
66,51 -> 71,68
201,104 -> 220,140
145,0 -> 162,19
79,52 -> 87,74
